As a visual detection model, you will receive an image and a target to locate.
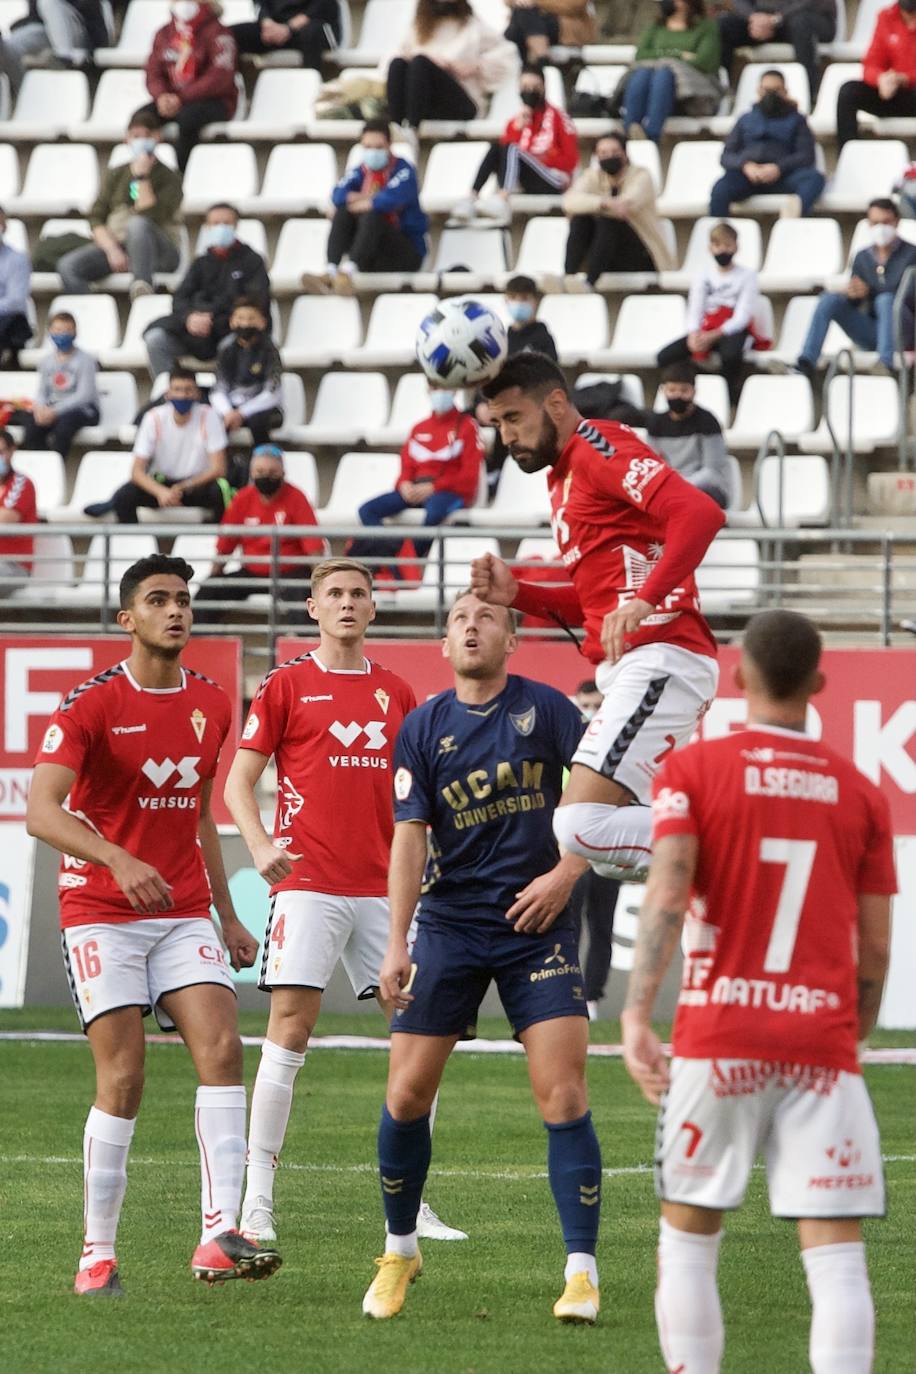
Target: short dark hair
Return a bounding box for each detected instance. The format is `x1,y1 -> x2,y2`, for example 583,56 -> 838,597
480,351 -> 569,402
0,427 -> 14,451
596,129 -> 627,152
169,365 -> 197,385
49,310 -> 77,330
361,117 -> 391,140
127,108 -> 161,132
505,274 -> 539,297
520,62 -> 546,80
760,67 -> 786,83
868,197 -> 899,220
743,609 -> 822,700
120,554 -> 194,609
576,679 -> 598,694
207,202 -> 239,221
661,361 -> 697,385
231,295 -> 265,316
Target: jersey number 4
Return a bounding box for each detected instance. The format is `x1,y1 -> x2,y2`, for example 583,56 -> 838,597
759,838 -> 817,973
271,914 -> 286,950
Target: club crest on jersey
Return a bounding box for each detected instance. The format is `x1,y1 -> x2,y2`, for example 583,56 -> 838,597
509,706 -> 536,737
438,735 -> 457,755
374,688 -> 390,715
190,708 -> 207,743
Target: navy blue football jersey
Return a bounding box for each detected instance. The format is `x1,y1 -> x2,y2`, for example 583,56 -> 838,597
393,674 -> 583,928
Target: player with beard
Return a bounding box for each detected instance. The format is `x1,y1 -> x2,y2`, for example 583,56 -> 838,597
26,554 -> 279,1294
470,351 -> 725,884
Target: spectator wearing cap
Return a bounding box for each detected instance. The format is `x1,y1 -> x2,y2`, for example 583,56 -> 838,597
643,362 -> 732,509
21,309 -> 100,460
231,0 -> 341,69
210,297 -> 283,485
0,206 -> 31,369
836,0 -> 916,148
142,0 -> 238,172
452,64 -> 580,227
0,428 -> 37,592
195,444 -> 326,616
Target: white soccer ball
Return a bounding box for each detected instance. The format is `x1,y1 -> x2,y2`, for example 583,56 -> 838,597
415,296 -> 509,389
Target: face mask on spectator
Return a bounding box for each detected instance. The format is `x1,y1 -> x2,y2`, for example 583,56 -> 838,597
429,390 -> 456,414
254,475 -> 283,496
50,332 -> 75,351
869,223 -> 897,248
599,155 -> 624,176
362,147 -> 389,172
129,137 -> 157,158
431,0 -> 461,13
507,301 -> 535,323
201,223 -> 236,252
235,325 -> 262,342
520,89 -> 545,108
713,250 -> 735,266
171,397 -> 194,414
667,396 -> 691,414
172,1 -> 199,21
758,91 -> 790,118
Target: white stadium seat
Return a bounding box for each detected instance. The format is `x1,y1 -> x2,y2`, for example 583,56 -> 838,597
11,450 -> 66,514
8,143 -> 99,215
828,0 -> 888,59
434,228 -> 508,283
729,453 -> 831,527
809,61 -> 860,135
80,373 -> 140,446
9,532 -> 75,600
317,449 -> 401,524
0,144 -> 20,202
421,142 -> 491,214
469,460 -> 551,527
55,532 -> 158,604
295,372 -> 389,447
758,218 -> 843,293
626,140 -> 663,194
364,373 -> 432,447
800,376 -> 901,455
657,142 -> 724,217
661,216 -> 762,292
820,140 -> 910,213
343,293 -> 438,368
182,144 -> 258,215
726,374 -> 814,449
247,143 -> 338,215
696,537 -> 760,609
270,218 -> 332,291
726,62 -> 810,120
82,69 -> 152,141
96,1 -> 170,66
101,294 -> 172,369
47,450 -> 135,522
593,295 -> 687,369
21,293 -> 120,367
538,294 -> 609,363
281,451 -> 320,506
0,70 -> 90,140
514,217 -> 567,278
335,0 -> 415,64
282,295 -> 362,368
170,533 -> 218,588
228,69 -> 321,139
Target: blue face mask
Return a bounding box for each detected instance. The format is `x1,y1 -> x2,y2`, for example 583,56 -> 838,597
202,223 -> 236,252
429,390 -> 456,415
171,397 -> 194,415
362,147 -> 389,172
50,332 -> 75,351
507,301 -> 535,323
129,137 -> 156,158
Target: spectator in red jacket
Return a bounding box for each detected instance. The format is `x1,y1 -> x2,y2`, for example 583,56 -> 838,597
348,391 -> 484,574
195,444 -> 326,618
0,429 -> 37,590
836,0 -> 916,147
453,63 -> 579,226
141,0 -> 238,171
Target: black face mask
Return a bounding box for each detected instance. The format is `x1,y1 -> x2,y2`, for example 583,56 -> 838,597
667,396 -> 691,415
236,326 -> 262,342
431,0 -> 460,13
599,155 -> 624,176
520,89 -> 545,108
713,250 -> 735,267
759,91 -> 790,118
254,475 -> 282,497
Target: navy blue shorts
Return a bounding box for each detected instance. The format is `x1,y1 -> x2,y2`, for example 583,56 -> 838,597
393,918 -> 587,1039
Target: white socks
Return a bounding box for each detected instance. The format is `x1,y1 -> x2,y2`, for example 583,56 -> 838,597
386,1228 -> 418,1259
194,1085 -> 247,1243
80,1107 -> 135,1271
655,1219 -> 724,1374
803,1242 -> 874,1374
553,802 -> 654,880
565,1251 -> 599,1287
244,1040 -> 307,1207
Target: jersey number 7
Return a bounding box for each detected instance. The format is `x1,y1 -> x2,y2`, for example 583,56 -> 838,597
759,838 -> 817,974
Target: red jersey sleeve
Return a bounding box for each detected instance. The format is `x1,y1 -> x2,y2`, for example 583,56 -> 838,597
651,749 -> 700,841
512,576 -> 584,626
857,786 -> 898,894
639,469 -> 726,608
239,668 -> 289,757
3,472 -> 37,521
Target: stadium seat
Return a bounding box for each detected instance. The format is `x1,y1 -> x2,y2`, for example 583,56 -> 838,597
11,450 -> 66,513
626,140 -> 663,195
364,373 -> 432,447
434,228 -> 508,285
100,294 -> 172,369
374,535 -> 501,613
79,372 -> 140,446
828,0 -> 887,60
469,460 -> 551,527
192,217 -> 268,260
569,64 -> 627,134
724,453 -> 743,511
661,216 -> 762,292
725,374 -> 814,449
47,450 -> 135,522
421,142 -> 491,214
317,449 -> 401,524
294,372 -> 389,446
245,143 -> 337,215
757,218 -> 843,293
538,294 -> 609,362
651,373 -> 731,429
800,375 -> 901,454
9,531 -> 74,600
728,453 -> 831,527
696,537 -> 760,609
21,293 -> 120,367
809,61 -> 860,135
513,217 -> 566,280
182,144 -> 258,215
592,295 -> 687,369
0,70 -> 90,141
270,218 -> 332,292
7,143 -> 99,215
170,533 -> 218,588
282,295 -> 362,367
820,140 -> 910,213
0,145 -> 20,204
657,142 -> 724,218
55,532 -> 158,604
82,68 -> 152,142
576,371 -> 646,408
0,368 -> 37,416
754,295 -> 878,368
228,69 -> 321,139
96,1 -> 170,66
342,293 -> 439,368
281,450 -> 320,506
335,0 -> 414,64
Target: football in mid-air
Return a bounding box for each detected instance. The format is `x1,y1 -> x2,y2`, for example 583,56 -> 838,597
416,296 -> 509,389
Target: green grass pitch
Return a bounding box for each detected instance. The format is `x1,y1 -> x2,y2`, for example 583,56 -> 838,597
1,1009 -> 913,1374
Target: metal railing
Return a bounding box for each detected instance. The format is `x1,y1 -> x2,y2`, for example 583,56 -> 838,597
893,264 -> 916,472
822,346 -> 856,529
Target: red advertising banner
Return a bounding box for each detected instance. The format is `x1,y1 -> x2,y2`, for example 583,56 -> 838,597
0,637 -> 242,825
278,638 -> 916,834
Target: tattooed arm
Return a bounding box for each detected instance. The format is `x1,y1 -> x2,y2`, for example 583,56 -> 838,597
621,833 -> 698,1105
856,892 -> 891,1043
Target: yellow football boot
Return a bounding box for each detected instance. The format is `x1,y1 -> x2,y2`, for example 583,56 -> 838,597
553,1271 -> 600,1324
361,1249 -> 422,1319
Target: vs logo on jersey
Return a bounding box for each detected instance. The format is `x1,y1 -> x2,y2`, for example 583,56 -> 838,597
327,720 -> 387,750
140,756 -> 201,789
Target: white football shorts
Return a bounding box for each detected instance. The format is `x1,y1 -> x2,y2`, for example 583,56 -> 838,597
572,643 -> 718,803
62,916 -> 235,1033
259,890 -> 389,1000
655,1057 -> 885,1218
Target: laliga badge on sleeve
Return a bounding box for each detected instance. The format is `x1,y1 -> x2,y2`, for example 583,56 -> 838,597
394,767 -> 412,801
42,723 -> 64,754
242,713 -> 259,741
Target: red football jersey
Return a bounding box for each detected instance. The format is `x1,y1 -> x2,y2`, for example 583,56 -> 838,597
239,651 -> 416,897
1,468 -> 37,568
538,420 -> 721,664
33,661 -> 232,929
652,725 -> 898,1073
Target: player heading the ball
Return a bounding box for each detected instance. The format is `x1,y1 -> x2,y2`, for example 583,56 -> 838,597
622,609 -> 896,1374
27,554 -> 279,1294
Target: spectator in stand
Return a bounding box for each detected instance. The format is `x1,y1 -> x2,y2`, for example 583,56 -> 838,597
657,221 -> 762,403
144,204 -> 271,380
58,112 -> 183,302
717,0 -> 835,99
210,298 -> 283,482
21,310 -> 100,459
644,361 -> 732,509
3,0 -> 112,90
796,198 -> 916,376
452,64 -> 579,226
231,0 -> 341,69
505,0 -> 597,63
385,0 -> 517,142
0,207 -> 32,369
562,131 -> 673,287
194,444 -> 326,619
710,69 -> 825,217
141,0 -> 238,172
836,0 -> 916,148
348,388 -> 484,572
622,0 -> 721,145
86,367 -> 227,523
0,429 -> 37,591
301,121 -> 429,293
